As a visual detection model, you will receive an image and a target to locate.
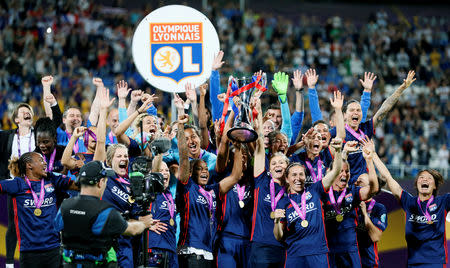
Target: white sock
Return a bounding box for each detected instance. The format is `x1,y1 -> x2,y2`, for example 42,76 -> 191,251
6,264 -> 14,268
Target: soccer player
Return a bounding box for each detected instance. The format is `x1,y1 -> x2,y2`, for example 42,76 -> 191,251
273,137 -> 343,268
373,147 -> 449,267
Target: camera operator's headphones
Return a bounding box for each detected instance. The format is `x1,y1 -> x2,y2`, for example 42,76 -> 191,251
76,161 -> 115,186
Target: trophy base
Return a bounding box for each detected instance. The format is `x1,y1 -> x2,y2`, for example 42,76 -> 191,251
227,126 -> 258,143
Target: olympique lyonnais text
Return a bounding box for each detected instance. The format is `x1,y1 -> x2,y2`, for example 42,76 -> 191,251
150,23 -> 203,43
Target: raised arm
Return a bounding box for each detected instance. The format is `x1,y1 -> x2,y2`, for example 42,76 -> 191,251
127,89 -> 142,116
94,88 -> 115,161
219,144 -> 244,194
373,70 -> 415,128
359,72 -> 376,122
321,138 -> 343,190
272,72 -> 292,141
215,110 -> 235,173
210,51 -> 225,122
42,76 -> 54,118
185,82 -> 198,126
329,90 -> 345,144
114,97 -> 154,146
253,98 -> 265,177
305,69 -> 323,123
176,114 -> 190,183
359,138 -> 379,201
372,144 -> 403,200
88,78 -> 104,126
198,83 -> 210,150
290,70 -> 304,144
173,93 -> 186,118
61,127 -> 86,170
359,201 -> 383,242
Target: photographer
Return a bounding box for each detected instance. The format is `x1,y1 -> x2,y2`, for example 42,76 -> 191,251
54,161 -> 165,267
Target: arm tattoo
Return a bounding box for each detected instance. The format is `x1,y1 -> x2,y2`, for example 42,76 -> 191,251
373,91 -> 402,128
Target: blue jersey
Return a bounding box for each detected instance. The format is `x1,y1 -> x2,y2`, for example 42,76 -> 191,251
250,171 -> 286,247
163,149 -> 217,173
356,200 -> 388,267
217,178 -> 253,239
177,178 -> 220,252
400,191 -> 450,265
102,174 -> 139,217
57,127 -> 87,153
148,190 -> 177,253
106,131 -> 118,145
330,119 -> 374,184
277,181 -> 329,257
322,185 -> 362,253
0,173 -> 73,251
289,148 -> 333,187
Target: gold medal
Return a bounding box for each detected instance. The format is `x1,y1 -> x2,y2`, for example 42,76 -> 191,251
170,218 -> 175,226
427,220 -> 433,225
301,220 -> 309,228
34,208 -> 42,217
336,214 -> 343,222
239,200 -> 245,208
128,196 -> 135,203
270,211 -> 275,219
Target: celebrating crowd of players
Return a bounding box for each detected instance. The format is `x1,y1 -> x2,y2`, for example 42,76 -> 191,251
0,51 -> 449,268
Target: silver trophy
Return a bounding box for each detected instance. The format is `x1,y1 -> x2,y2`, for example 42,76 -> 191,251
227,74 -> 266,143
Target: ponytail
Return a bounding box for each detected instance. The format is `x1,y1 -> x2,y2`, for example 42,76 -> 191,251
8,152 -> 35,177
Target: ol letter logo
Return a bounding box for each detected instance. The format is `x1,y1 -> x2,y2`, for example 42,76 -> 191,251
150,23 -> 203,82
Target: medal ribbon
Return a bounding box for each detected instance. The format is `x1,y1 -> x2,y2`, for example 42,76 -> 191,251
25,177 -> 45,210
162,192 -> 175,220
236,184 -> 246,203
83,128 -> 97,149
329,186 -> 347,214
289,192 -> 307,222
45,149 -> 56,172
417,196 -> 434,222
17,130 -> 32,157
108,132 -> 115,144
270,179 -> 285,212
198,187 -> 213,216
345,124 -> 365,141
367,199 -> 376,214
305,158 -> 323,183
117,176 -> 130,185
66,131 -> 79,153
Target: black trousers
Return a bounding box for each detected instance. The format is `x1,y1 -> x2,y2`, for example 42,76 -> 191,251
20,247 -> 60,268
178,254 -> 214,268
63,261 -> 118,268
6,195 -> 17,264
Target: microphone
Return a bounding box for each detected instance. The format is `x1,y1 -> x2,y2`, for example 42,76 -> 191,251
149,138 -> 171,156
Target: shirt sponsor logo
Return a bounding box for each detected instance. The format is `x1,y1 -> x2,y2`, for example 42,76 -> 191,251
196,194 -> 216,209
325,204 -> 353,220
112,186 -> 131,203
408,213 -> 437,224
159,200 -> 177,213
24,197 -> 54,208
287,201 -> 317,222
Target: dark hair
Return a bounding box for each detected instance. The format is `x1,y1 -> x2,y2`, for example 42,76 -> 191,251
8,152 -> 35,177
12,103 -> 34,122
268,104 -> 281,110
184,124 -> 201,140
267,130 -> 287,145
312,120 -> 328,128
414,169 -> 444,196
285,162 -> 305,178
63,106 -> 82,118
35,117 -> 58,141
344,99 -> 360,113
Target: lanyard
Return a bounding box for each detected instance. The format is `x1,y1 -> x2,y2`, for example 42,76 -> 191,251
25,177 -> 45,210
198,186 -> 213,217
345,124 -> 365,141
417,196 -> 434,223
305,157 -> 323,182
270,179 -> 285,212
66,131 -> 79,153
45,149 -> 57,172
162,192 -> 175,219
329,186 -> 347,215
289,192 -> 307,222
108,132 -> 115,144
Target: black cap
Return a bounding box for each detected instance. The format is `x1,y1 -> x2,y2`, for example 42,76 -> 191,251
77,161 -> 116,186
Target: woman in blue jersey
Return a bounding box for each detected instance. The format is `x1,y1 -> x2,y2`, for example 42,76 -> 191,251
0,152 -> 77,268
176,114 -> 244,268
372,147 -> 449,267
248,98 -> 289,268
147,157 -> 178,267
273,137 -> 343,268
34,117 -> 66,174
321,138 -> 379,268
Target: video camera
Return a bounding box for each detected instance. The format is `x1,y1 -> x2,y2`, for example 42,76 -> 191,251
128,138 -> 172,206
